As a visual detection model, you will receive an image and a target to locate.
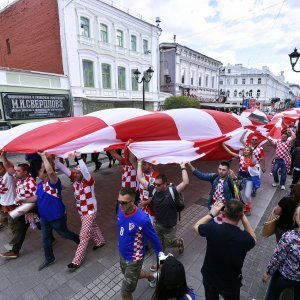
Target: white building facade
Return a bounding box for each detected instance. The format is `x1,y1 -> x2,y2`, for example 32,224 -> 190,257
219,64 -> 290,111
160,43 -> 222,103
58,0 -> 161,115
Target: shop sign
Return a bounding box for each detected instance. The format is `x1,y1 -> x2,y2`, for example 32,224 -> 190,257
1,93 -> 71,120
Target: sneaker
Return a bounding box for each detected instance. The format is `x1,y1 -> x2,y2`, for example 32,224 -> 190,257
4,244 -> 13,251
178,238 -> 184,255
0,251 -> 19,259
269,172 -> 273,176
92,243 -> 105,251
272,183 -> 278,187
281,185 -> 285,190
38,259 -> 55,271
150,263 -> 158,272
67,262 -> 80,271
149,272 -> 159,288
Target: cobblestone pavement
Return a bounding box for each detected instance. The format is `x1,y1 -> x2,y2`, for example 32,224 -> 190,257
0,145 -> 288,300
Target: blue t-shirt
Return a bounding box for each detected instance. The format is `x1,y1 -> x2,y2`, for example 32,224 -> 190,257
36,179 -> 65,222
117,206 -> 162,262
180,289 -> 196,300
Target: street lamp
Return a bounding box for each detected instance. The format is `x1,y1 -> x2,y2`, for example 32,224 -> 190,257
134,66 -> 154,110
289,48 -> 300,72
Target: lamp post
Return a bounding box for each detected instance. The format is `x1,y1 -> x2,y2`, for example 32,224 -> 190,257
134,67 -> 154,110
289,48 -> 300,72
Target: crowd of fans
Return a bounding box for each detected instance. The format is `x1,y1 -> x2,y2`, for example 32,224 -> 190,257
0,119 -> 299,300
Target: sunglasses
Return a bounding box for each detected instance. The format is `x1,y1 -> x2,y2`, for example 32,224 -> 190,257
118,200 -> 131,206
251,139 -> 258,141
154,183 -> 164,187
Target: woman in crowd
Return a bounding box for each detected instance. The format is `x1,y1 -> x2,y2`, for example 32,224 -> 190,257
262,204 -> 300,300
151,256 -> 195,300
273,182 -> 300,242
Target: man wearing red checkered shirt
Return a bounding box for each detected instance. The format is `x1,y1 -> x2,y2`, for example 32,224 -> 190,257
268,131 -> 296,190
0,153 -> 37,259
56,152 -> 105,271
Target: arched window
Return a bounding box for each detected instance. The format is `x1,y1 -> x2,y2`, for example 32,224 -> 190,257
249,90 -> 253,97
227,90 -> 230,97
234,90 -> 237,97
257,89 -> 261,97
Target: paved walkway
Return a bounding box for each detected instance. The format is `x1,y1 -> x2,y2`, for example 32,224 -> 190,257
0,145 -> 289,299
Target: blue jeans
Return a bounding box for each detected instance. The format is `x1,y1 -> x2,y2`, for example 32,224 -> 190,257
40,215 -> 79,262
273,159 -> 287,186
265,270 -> 300,300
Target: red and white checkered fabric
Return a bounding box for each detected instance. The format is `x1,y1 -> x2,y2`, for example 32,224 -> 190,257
139,170 -> 159,216
72,175 -> 97,216
0,176 -> 8,194
121,164 -> 137,191
43,181 -> 59,198
212,178 -> 225,202
251,146 -> 264,162
132,226 -> 143,262
16,176 -> 37,199
238,154 -> 256,173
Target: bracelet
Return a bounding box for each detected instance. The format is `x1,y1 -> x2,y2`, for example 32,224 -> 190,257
181,167 -> 186,170
209,213 -> 215,218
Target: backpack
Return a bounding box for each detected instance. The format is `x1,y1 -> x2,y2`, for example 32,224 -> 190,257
152,184 -> 185,221
168,184 -> 185,221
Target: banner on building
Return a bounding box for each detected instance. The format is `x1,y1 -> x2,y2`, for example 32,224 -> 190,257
1,93 -> 71,120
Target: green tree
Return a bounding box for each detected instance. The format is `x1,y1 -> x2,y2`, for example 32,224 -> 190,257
164,96 -> 200,109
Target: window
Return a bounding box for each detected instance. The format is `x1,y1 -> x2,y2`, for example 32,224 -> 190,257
234,90 -> 237,97
219,79 -> 224,85
249,89 -> 253,97
250,78 -> 253,84
102,63 -> 111,89
257,89 -> 261,97
144,71 -> 149,92
212,76 -> 215,88
118,66 -> 126,90
190,72 -> 194,85
234,78 -> 238,84
258,78 -> 261,84
116,30 -> 124,47
226,79 -> 230,85
181,69 -> 185,84
242,78 -> 246,84
6,38 -> 11,54
198,75 -> 202,86
143,39 -> 149,54
82,60 -> 94,87
227,90 -> 230,97
100,24 -> 108,43
205,75 -> 209,87
131,35 -> 137,51
80,17 -> 90,37
227,69 -> 231,74
131,69 -> 138,91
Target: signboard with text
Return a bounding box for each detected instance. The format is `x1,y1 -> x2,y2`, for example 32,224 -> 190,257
1,93 -> 71,120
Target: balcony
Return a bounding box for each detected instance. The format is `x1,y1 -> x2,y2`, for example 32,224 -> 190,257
78,35 -> 95,46
98,41 -> 112,51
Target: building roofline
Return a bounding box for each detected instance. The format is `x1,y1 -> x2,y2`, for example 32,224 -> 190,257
159,42 -> 222,64
0,0 -> 20,13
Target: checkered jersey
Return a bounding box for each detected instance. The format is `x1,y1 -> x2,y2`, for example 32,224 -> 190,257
0,176 -> 8,195
212,178 -> 225,202
139,170 -> 159,217
248,145 -> 264,162
16,176 -> 37,200
238,154 -> 256,173
42,181 -> 59,198
132,226 -> 144,262
275,140 -> 291,160
71,172 -> 97,216
214,211 -> 226,224
121,164 -> 137,191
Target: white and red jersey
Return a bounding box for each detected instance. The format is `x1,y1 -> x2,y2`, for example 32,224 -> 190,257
139,170 -> 159,216
0,172 -> 16,206
275,140 -> 292,171
248,144 -> 264,163
120,158 -> 137,191
70,172 -> 97,216
238,154 -> 256,173
212,178 -> 225,202
16,176 -> 37,200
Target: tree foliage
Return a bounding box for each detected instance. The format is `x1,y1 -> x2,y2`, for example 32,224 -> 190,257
164,96 -> 200,109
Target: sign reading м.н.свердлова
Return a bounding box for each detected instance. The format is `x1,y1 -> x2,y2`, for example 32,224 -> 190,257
1,93 -> 71,120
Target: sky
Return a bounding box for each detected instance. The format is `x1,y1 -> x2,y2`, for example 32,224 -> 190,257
1,0 -> 300,84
